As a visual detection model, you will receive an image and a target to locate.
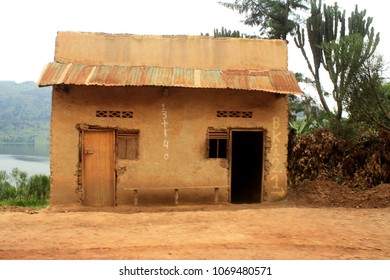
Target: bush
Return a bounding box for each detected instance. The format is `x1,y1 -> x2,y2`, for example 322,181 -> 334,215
288,128 -> 390,189
0,168 -> 50,207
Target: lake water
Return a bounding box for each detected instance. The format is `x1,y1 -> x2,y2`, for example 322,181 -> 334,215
0,143 -> 50,175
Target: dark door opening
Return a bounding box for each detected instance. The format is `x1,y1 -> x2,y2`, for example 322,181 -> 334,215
230,130 -> 264,203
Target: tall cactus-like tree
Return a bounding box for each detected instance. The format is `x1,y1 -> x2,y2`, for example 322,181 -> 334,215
201,27 -> 257,38
294,0 -> 330,113
213,27 -> 242,37
295,0 -> 380,121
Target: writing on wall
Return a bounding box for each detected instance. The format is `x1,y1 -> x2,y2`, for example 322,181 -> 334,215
269,116 -> 282,192
161,103 -> 169,160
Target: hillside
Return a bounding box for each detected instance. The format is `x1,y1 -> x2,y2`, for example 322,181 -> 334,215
0,81 -> 51,144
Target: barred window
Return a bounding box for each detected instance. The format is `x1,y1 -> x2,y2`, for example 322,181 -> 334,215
207,129 -> 228,159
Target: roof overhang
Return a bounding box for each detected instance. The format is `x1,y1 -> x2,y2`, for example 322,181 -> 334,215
37,62 -> 302,95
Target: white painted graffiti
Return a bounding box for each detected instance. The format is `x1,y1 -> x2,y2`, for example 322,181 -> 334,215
270,116 -> 281,190
161,103 -> 169,160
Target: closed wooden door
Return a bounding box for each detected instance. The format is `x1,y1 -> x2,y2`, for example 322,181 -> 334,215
83,130 -> 115,206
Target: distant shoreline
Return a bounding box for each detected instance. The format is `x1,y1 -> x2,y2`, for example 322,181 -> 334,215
0,142 -> 35,145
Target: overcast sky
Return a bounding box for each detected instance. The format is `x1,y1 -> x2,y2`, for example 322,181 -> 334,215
0,0 -> 388,82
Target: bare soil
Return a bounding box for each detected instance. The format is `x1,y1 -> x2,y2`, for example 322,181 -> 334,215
1,181 -> 389,260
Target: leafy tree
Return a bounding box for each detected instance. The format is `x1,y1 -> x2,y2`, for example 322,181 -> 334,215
9,168 -> 28,200
28,174 -> 50,200
218,0 -> 309,39
347,56 -> 390,131
0,171 -> 14,200
294,0 -> 380,122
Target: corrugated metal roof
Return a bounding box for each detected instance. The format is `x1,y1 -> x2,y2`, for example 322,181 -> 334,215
37,62 -> 302,95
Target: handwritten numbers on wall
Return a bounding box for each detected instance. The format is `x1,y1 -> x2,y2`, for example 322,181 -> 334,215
161,103 -> 169,160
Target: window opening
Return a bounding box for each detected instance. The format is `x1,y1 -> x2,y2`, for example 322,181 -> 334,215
117,130 -> 139,160
207,129 -> 228,159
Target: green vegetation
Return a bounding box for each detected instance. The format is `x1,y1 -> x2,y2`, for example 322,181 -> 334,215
201,27 -> 258,38
0,81 -> 51,145
217,1 -> 388,138
0,168 -> 50,208
221,0 -> 390,188
288,4 -> 390,187
291,1 -> 388,138
288,128 -> 390,189
218,0 -> 309,39
347,56 -> 390,132
294,0 -> 380,123
0,82 -> 51,206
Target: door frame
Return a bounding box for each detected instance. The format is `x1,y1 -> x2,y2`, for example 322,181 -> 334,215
229,128 -> 265,203
81,128 -> 116,206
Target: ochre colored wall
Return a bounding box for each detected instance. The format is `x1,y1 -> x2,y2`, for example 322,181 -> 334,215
49,86 -> 288,206
54,32 -> 288,71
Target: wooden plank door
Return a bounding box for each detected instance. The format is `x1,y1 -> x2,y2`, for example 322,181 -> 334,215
83,130 -> 115,206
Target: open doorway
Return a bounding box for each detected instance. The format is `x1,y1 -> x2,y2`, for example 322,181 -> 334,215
230,130 -> 264,203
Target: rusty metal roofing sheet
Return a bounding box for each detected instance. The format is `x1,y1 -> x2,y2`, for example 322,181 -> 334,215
37,62 -> 301,95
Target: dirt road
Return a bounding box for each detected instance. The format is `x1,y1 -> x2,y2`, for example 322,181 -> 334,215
1,204 -> 389,260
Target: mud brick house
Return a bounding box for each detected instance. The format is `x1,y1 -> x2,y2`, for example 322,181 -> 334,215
37,31 -> 301,206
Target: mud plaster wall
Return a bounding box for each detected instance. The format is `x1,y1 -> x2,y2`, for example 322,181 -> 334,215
54,32 -> 288,71
49,85 -> 288,205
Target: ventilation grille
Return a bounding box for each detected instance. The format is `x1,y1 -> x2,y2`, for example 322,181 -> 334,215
96,110 -> 133,118
217,111 -> 253,118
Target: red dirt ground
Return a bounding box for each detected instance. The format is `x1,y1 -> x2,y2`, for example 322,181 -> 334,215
1,180 -> 389,260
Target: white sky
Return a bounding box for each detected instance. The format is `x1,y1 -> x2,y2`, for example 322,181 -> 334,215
0,0 -> 388,82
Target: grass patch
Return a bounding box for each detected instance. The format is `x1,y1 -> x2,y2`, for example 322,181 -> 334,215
0,198 -> 49,208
